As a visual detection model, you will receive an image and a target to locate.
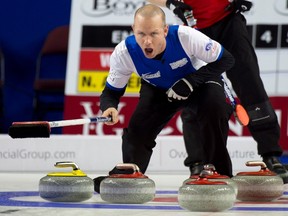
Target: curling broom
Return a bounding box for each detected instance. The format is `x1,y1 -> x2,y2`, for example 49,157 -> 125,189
221,76 -> 250,126
8,116 -> 112,139
183,11 -> 249,126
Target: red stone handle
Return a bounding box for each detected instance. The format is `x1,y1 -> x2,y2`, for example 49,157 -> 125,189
245,161 -> 267,169
116,163 -> 140,173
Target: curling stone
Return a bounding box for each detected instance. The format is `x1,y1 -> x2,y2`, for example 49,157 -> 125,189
232,161 -> 284,201
39,161 -> 94,202
183,164 -> 238,196
178,170 -> 236,212
100,163 -> 155,204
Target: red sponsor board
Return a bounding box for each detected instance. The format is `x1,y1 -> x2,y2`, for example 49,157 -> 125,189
63,95 -> 288,151
79,49 -> 112,71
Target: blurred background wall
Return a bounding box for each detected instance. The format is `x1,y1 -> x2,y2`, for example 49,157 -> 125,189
0,0 -> 71,133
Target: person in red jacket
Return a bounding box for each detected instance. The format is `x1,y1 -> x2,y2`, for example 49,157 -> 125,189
148,0 -> 288,183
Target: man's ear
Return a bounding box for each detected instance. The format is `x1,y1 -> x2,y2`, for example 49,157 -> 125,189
164,25 -> 169,37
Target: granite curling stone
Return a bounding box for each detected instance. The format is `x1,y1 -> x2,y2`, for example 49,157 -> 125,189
100,163 -> 155,204
178,170 -> 236,212
183,164 -> 238,196
39,161 -> 94,202
232,161 -> 284,201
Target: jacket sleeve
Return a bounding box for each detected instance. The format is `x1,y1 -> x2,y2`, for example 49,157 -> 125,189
185,48 -> 235,87
100,85 -> 126,112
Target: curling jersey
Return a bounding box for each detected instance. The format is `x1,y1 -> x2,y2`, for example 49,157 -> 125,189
183,0 -> 232,29
106,25 -> 223,91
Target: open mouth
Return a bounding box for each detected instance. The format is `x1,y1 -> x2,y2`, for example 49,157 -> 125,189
144,48 -> 153,56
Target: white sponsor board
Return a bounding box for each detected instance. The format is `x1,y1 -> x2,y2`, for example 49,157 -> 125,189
0,135 -> 260,175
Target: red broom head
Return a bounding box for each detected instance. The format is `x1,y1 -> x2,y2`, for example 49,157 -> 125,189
8,121 -> 51,138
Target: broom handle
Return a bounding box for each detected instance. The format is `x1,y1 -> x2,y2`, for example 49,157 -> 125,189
221,76 -> 237,109
48,116 -> 111,128
183,13 -> 237,109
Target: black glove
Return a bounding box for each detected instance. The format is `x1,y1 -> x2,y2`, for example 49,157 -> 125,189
166,78 -> 193,101
166,0 -> 192,26
226,0 -> 253,13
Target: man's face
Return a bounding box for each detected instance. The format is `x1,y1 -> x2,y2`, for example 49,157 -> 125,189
132,14 -> 168,59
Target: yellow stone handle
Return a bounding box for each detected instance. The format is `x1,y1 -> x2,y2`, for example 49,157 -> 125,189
54,161 -> 80,170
